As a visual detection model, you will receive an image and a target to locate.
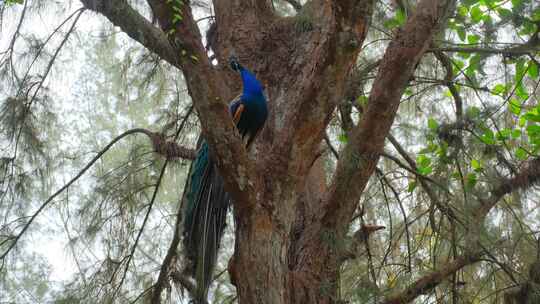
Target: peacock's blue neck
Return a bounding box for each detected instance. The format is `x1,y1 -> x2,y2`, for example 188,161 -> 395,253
240,68 -> 264,99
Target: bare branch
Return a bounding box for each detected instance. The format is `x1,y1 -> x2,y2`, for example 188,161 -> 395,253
434,50 -> 463,121
382,252 -> 483,304
385,134 -> 458,221
324,0 -> 456,227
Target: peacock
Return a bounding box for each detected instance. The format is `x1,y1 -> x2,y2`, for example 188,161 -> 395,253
182,57 -> 268,303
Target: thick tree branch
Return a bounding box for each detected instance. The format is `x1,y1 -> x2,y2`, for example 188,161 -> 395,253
266,0 -> 375,192
80,0 -> 177,67
382,252 -> 483,304
323,0 -> 456,227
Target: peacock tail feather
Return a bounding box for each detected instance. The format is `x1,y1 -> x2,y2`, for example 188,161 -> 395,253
182,140 -> 230,303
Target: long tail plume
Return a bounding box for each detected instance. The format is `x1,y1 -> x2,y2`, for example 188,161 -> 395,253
182,140 -> 230,303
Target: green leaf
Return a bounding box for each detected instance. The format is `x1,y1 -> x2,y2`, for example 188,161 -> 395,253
457,27 -> 467,42
458,6 -> 468,17
466,172 -> 477,189
416,155 -> 433,175
508,99 -> 521,115
512,129 -> 522,139
515,83 -> 529,101
528,60 -> 539,79
428,118 -> 439,131
515,147 -> 528,160
396,9 -> 407,25
357,95 -> 368,106
519,20 -> 537,36
466,54 -> 482,77
519,116 -> 527,127
492,84 -> 506,96
172,13 -> 183,22
4,0 -> 23,5
417,155 -> 431,168
533,7 -> 540,22
453,59 -> 465,75
496,129 -> 512,140
418,166 -> 433,175
480,130 -> 496,145
338,133 -> 348,143
457,52 -> 471,59
467,34 -> 480,44
497,8 -> 513,18
523,113 -> 540,122
526,124 -> 540,136
511,0 -> 523,8
471,159 -> 482,171
515,59 -> 526,82
470,6 -> 483,23
436,142 -> 448,159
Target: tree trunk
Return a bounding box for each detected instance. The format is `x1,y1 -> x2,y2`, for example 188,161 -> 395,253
228,155 -> 343,303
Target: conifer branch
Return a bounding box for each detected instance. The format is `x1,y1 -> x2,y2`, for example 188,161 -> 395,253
112,158 -> 169,300
0,129 -> 155,265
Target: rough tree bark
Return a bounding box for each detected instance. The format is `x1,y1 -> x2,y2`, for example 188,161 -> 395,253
81,0 -> 454,303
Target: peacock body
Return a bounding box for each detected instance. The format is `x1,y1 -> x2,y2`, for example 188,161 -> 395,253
182,59 -> 267,303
